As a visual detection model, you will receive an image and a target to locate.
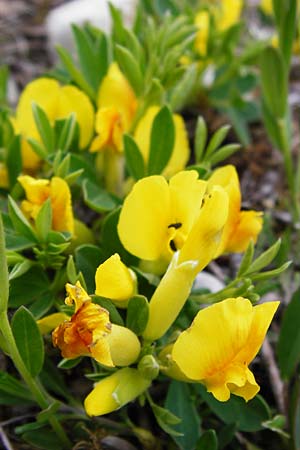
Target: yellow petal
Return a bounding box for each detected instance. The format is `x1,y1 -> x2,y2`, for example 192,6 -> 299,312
208,165 -> 240,255
50,177 -> 74,234
236,301 -> 280,365
178,185 -> 229,272
84,367 -> 151,416
97,63 -> 137,130
37,312 -> 70,335
172,298 -> 253,381
16,78 -> 60,138
118,175 -> 171,260
18,175 -> 50,204
134,106 -> 190,177
225,210 -> 263,253
57,85 -> 95,149
0,163 -> 9,188
195,10 -> 210,56
95,254 -> 136,303
107,324 -> 141,366
217,0 -> 243,31
65,281 -> 90,312
169,171 -> 207,239
91,337 -> 114,367
90,107 -> 123,152
172,297 -> 278,401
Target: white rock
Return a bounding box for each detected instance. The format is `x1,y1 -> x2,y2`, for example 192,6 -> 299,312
46,0 -> 137,58
193,270 -> 225,293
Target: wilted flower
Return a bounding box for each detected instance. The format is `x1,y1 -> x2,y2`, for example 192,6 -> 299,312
18,175 -> 74,234
14,77 -> 94,170
207,165 -> 263,255
52,281 -> 140,367
172,297 -> 279,402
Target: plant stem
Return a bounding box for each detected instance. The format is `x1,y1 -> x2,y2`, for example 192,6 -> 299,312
0,213 -> 71,448
277,118 -> 300,223
0,311 -> 72,448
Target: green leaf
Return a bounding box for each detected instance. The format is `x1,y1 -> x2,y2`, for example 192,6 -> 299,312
9,265 -> 50,308
27,137 -> 48,159
29,292 -> 54,319
37,401 -> 61,423
260,47 -> 287,118
56,45 -> 96,100
245,239 -> 281,275
75,244 -> 106,292
22,428 -> 64,450
196,430 -> 218,450
56,113 -> 77,152
151,403 -> 183,437
101,207 -> 138,266
196,385 -> 270,432
93,296 -> 124,326
124,134 -> 145,180
83,179 -> 119,212
9,260 -> 32,281
147,105 -> 175,175
12,306 -> 44,377
8,196 -> 38,243
250,261 -> 291,281
0,371 -> 34,405
165,381 -> 201,450
57,357 -> 82,370
195,117 -> 207,163
169,63 -> 198,112
276,0 -> 297,66
277,288 -> 300,379
126,295 -> 149,335
115,44 -> 144,96
0,65 -> 8,104
72,24 -> 102,91
6,135 -> 22,188
209,144 -> 241,166
204,125 -> 231,160
35,198 -> 52,242
262,415 -> 289,438
237,240 -> 254,277
32,103 -> 55,153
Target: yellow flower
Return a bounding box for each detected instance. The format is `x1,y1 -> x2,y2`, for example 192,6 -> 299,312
172,297 -> 279,402
52,281 -> 141,367
95,253 -> 137,307
18,175 -> 74,234
90,63 -> 137,153
208,165 -> 262,255
260,0 -> 273,15
194,0 -> 243,56
195,10 -> 210,56
0,163 -> 9,188
216,0 -> 243,31
134,106 -> 190,178
84,367 -> 151,416
14,78 -> 94,170
142,185 -> 229,341
118,170 -> 208,270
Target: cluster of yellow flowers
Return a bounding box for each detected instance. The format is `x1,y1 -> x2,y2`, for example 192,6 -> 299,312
3,2 -> 280,419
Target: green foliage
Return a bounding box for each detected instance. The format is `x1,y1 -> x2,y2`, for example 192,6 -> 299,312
147,105 -> 175,175
126,295 -> 149,335
124,134 -> 145,180
12,306 -> 44,377
165,381 -> 201,450
277,289 -> 300,379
